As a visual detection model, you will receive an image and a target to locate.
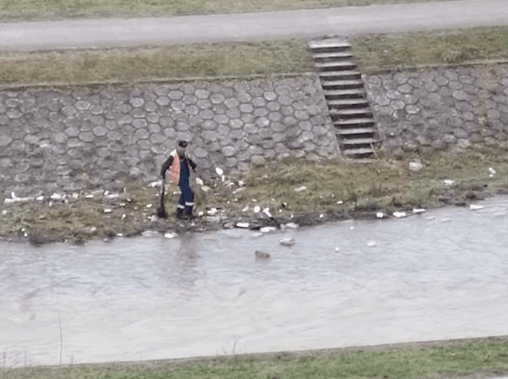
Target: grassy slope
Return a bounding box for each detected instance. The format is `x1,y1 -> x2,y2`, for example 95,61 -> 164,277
0,0 -> 450,22
5,337 -> 508,379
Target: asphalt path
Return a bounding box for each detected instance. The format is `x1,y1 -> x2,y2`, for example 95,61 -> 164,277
0,0 -> 508,51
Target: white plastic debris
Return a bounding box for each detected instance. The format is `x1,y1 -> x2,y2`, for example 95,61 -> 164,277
367,241 -> 376,247
106,193 -> 120,199
409,162 -> 423,171
238,180 -> 245,187
280,237 -> 295,246
242,206 -> 249,212
335,247 -> 340,252
1,210 -> 7,215
254,206 -> 260,213
196,177 -> 203,185
260,226 -> 277,233
236,222 -> 250,228
207,208 -> 218,215
337,200 -> 343,204
201,186 -> 210,192
393,212 -> 407,218
146,204 -> 153,208
198,211 -> 204,216
444,180 -> 455,186
104,209 -> 112,213
122,214 -> 126,220
263,208 -> 272,218
72,193 -> 79,199
148,181 -> 161,188
85,194 -> 94,198
232,187 -> 245,194
216,167 -> 223,176
285,222 -> 299,229
413,208 -> 426,214
376,212 -> 384,218
148,215 -> 157,222
350,226 -> 355,230
489,167 -> 496,175
36,196 -> 44,201
90,227 -> 97,232
142,231 -> 159,237
164,232 -> 178,239
294,186 -> 307,192
50,193 -> 64,200
117,233 -> 123,237
470,204 -> 484,210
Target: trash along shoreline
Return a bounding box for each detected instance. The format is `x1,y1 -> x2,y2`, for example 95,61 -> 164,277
2,149 -> 508,246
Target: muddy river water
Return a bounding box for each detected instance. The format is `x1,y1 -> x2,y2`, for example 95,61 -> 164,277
1,196 -> 508,369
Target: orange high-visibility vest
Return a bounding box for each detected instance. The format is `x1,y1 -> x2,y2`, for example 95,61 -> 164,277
168,150 -> 180,184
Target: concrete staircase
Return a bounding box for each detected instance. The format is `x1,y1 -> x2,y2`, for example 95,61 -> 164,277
309,39 -> 379,158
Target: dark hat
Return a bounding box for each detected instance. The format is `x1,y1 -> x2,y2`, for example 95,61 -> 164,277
178,141 -> 188,148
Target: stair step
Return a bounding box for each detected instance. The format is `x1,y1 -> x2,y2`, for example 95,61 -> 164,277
314,61 -> 357,71
309,39 -> 351,52
331,108 -> 373,120
328,99 -> 370,109
341,138 -> 378,145
321,79 -> 364,90
313,51 -> 353,61
336,118 -> 375,127
324,89 -> 366,99
343,147 -> 375,156
318,71 -> 361,80
337,127 -> 377,135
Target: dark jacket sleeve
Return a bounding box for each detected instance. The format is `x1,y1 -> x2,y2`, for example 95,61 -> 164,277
188,158 -> 197,172
161,156 -> 174,178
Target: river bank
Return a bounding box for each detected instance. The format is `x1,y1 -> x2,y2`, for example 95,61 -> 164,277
2,145 -> 507,245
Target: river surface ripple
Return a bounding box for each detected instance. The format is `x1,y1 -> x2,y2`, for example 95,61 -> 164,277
1,196 -> 508,368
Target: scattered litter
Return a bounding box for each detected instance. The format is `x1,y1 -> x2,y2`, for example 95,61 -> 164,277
233,187 -> 245,194
36,196 -> 44,201
294,186 -> 307,192
393,212 -> 406,218
90,227 -> 97,232
409,162 -> 423,171
117,233 -> 123,237
85,194 -> 94,198
260,226 -> 277,233
1,210 -> 7,215
104,191 -> 109,196
470,204 -> 484,210
146,204 -> 153,208
319,214 -> 324,219
207,208 -> 218,215
196,177 -> 204,185
489,167 -> 496,174
376,212 -> 384,218
198,211 -> 204,216
285,222 -> 299,229
148,181 -> 161,188
72,193 -> 79,199
413,208 -> 426,214
148,215 -> 157,222
280,237 -> 295,246
50,193 -> 64,200
252,199 -> 257,202
255,250 -> 270,259
350,226 -> 355,230
254,206 -> 260,213
238,180 -> 245,186
201,186 -> 210,192
367,241 -> 376,247
216,167 -> 223,176
242,206 -> 249,212
335,247 -> 340,252
237,222 -> 250,228
263,208 -> 272,217
104,209 -> 112,213
164,232 -> 178,239
122,214 -> 126,220
106,193 -> 120,199
444,180 -> 455,186
337,200 -> 343,204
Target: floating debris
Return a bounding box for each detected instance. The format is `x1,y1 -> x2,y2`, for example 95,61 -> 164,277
117,233 -> 123,237
254,206 -> 260,213
319,214 -> 324,219
164,232 -> 178,239
350,226 -> 355,230
367,241 -> 376,247
470,204 -> 484,210
285,222 -> 299,229
376,212 -> 384,218
335,247 -> 340,253
255,250 -> 270,259
262,208 -> 272,217
260,226 -> 277,233
294,186 -> 307,192
393,212 -> 407,218
444,180 -> 455,186
280,237 -> 295,246
236,222 -> 250,228
413,208 -> 426,214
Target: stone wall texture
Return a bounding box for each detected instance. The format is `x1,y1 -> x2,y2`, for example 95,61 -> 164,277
365,64 -> 508,156
0,75 -> 337,197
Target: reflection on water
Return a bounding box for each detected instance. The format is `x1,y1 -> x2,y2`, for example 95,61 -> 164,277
1,196 -> 508,368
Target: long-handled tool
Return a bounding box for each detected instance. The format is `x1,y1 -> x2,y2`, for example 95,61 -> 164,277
156,174 -> 168,219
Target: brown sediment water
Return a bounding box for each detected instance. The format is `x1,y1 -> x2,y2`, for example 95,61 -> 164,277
1,196 -> 507,369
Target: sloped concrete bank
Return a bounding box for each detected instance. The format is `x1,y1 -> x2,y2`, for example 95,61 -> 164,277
1,63 -> 508,200
0,75 -> 337,198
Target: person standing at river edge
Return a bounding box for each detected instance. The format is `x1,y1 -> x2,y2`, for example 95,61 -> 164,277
160,141 -> 197,220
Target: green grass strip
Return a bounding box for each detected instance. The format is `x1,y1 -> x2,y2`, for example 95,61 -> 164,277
0,0 -> 453,22
2,25 -> 508,87
4,337 -> 508,379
